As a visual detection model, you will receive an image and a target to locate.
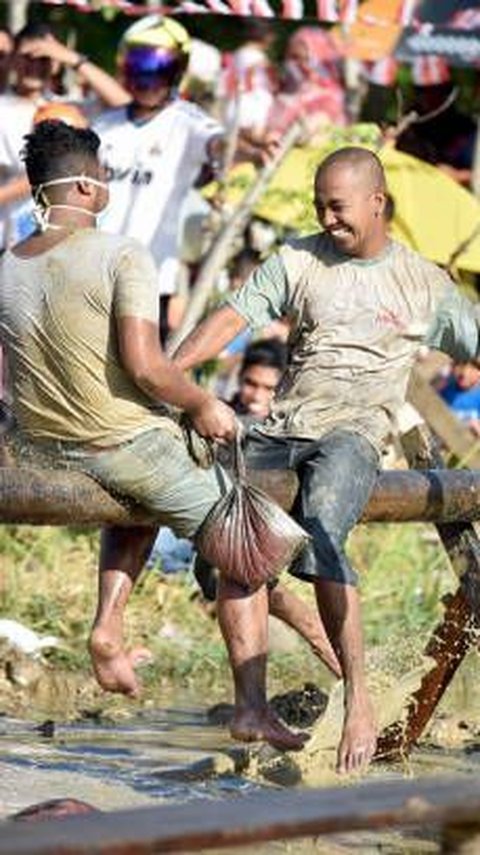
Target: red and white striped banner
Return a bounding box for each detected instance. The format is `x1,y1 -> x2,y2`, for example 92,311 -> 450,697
39,0 -> 412,22
364,55 -> 398,85
411,54 -> 451,85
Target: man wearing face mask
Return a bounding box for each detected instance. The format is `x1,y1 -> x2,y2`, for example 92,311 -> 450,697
0,121 -> 252,737
93,16 -> 224,345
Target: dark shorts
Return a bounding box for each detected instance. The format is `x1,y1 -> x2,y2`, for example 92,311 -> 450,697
245,428 -> 380,586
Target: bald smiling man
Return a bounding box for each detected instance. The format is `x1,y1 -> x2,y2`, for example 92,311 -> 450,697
172,146 -> 480,772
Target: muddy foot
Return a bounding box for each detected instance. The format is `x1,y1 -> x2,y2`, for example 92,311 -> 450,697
231,707 -> 309,752
337,702 -> 377,774
88,629 -> 141,698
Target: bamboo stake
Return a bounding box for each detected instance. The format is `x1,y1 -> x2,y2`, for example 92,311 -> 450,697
169,120 -> 304,353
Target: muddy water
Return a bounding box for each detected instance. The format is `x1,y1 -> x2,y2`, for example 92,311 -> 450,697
0,706 -> 258,818
1,684 -> 480,854
0,648 -> 479,851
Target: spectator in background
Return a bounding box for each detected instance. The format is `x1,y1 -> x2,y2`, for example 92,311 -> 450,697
435,359 -> 480,437
219,20 -> 278,166
94,16 -> 224,346
181,37 -> 221,112
0,21 -> 129,249
0,26 -> 13,95
396,82 -> 476,188
227,337 -> 288,423
267,26 -> 346,143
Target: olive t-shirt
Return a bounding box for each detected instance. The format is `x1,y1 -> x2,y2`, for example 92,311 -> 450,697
0,229 -> 179,446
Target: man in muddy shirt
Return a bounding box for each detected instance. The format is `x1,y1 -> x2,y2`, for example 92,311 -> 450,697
173,146 -> 480,773
0,120 -> 258,733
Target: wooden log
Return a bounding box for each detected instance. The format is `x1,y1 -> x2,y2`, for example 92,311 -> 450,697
1,776 -> 480,854
376,589 -> 476,760
376,425 -> 480,760
2,464 -> 480,527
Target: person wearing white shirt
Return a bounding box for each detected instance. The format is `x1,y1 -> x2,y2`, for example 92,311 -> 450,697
94,16 -> 224,344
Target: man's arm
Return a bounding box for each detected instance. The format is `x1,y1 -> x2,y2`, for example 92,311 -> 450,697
24,35 -> 130,108
426,284 -> 480,363
118,315 -> 237,441
0,174 -> 29,208
194,133 -> 225,188
173,305 -> 247,372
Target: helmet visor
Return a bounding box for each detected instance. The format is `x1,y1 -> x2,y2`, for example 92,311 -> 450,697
122,46 -> 183,89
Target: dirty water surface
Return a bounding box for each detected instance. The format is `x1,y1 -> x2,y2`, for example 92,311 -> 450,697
1,680 -> 480,855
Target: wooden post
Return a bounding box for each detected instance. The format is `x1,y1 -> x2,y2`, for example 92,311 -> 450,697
407,369 -> 480,469
376,423 -> 480,760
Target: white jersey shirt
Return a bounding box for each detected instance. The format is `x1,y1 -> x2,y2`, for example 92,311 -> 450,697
0,94 -> 38,249
94,98 -> 222,297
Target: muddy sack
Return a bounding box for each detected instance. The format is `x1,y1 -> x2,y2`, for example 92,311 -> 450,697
195,434 -> 310,589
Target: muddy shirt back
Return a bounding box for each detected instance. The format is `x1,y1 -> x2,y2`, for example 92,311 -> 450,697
0,229 -> 179,446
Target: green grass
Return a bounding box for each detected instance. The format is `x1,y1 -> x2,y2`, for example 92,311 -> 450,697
0,521 -> 458,711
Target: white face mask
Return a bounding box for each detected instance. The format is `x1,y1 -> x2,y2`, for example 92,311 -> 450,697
33,174 -> 110,232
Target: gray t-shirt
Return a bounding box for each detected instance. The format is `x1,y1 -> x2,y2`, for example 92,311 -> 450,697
228,233 -> 479,450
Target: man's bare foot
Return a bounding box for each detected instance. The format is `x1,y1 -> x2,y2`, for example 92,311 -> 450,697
336,700 -> 377,774
231,707 -> 309,752
89,628 -> 141,698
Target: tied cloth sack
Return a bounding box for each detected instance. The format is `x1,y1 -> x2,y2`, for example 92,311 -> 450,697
195,433 -> 310,589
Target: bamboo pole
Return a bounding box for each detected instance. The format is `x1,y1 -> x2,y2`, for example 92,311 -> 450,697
2,464 -> 480,527
2,776 -> 480,855
7,0 -> 29,33
169,121 -> 304,353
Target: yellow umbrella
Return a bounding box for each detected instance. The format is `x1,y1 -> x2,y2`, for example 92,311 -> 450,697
216,140 -> 480,273
380,145 -> 480,272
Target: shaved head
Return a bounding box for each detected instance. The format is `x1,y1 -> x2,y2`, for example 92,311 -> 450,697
315,147 -> 386,194
313,146 -> 389,259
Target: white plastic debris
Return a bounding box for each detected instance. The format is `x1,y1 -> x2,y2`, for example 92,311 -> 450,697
0,619 -> 59,657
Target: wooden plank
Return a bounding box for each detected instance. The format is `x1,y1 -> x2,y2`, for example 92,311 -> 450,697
2,776 -> 480,854
407,370 -> 480,468
3,465 -> 480,526
376,588 -> 475,759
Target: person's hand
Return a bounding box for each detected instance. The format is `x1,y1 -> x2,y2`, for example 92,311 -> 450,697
253,134 -> 281,167
189,398 -> 238,443
19,34 -> 82,69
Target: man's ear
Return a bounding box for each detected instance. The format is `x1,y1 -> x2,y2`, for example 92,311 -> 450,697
77,178 -> 95,198
373,191 -> 386,219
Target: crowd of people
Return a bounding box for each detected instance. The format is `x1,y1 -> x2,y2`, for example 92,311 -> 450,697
1,11 -> 480,777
